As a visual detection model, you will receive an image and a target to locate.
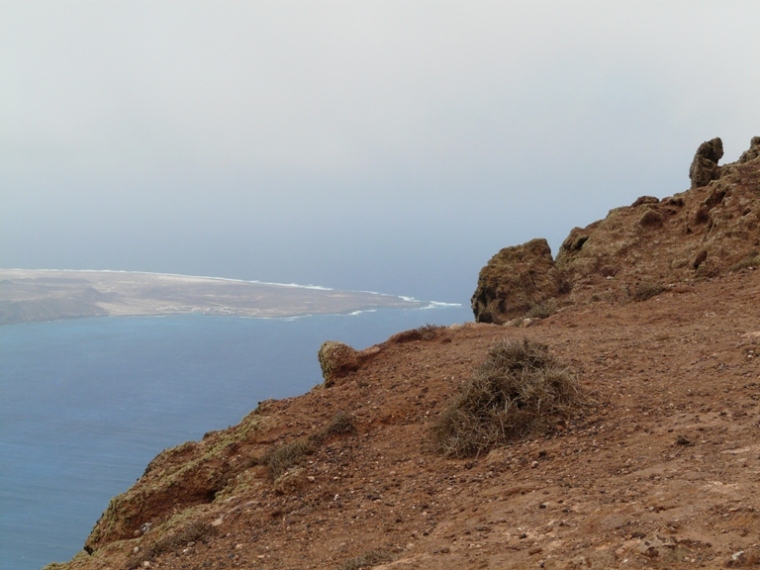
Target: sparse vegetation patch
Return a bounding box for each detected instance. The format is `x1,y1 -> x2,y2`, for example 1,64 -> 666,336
432,339 -> 583,458
632,282 -> 665,302
125,520 -> 217,569
262,411 -> 357,479
339,548 -> 394,570
729,253 -> 760,272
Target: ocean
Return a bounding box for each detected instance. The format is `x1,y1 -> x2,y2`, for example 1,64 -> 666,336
0,305 -> 470,569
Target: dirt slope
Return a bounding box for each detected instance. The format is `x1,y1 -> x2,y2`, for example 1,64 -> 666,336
50,266 -> 760,570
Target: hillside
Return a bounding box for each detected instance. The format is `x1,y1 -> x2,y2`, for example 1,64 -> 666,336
47,138 -> 760,570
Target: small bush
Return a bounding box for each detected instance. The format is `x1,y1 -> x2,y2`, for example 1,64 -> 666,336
432,339 -> 583,458
265,439 -> 315,479
632,282 -> 664,302
339,549 -> 394,570
263,411 -> 357,478
415,324 -> 446,340
320,410 -> 358,439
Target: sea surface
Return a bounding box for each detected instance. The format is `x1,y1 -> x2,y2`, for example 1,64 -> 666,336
0,305 -> 470,569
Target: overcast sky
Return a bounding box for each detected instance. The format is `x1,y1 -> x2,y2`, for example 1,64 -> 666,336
2,1 -> 759,302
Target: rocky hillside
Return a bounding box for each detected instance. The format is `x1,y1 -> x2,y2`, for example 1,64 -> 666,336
47,138 -> 760,570
472,137 -> 760,324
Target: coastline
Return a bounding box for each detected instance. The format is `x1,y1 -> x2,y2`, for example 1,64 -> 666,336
0,269 -> 457,325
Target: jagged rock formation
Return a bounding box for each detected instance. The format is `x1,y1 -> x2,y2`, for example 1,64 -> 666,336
740,136 -> 760,163
689,137 -> 724,189
472,137 -> 760,324
470,238 -> 565,324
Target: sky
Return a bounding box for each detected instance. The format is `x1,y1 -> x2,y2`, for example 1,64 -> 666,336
2,1 -> 760,304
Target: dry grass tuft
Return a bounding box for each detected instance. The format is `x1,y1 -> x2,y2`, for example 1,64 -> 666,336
264,439 -> 315,479
729,253 -> 760,272
320,410 -> 358,439
432,339 -> 583,458
339,549 -> 394,570
125,520 -> 217,569
263,411 -> 357,478
415,323 -> 446,340
632,282 -> 665,302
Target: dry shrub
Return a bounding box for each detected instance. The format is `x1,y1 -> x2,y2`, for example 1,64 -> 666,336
729,253 -> 760,272
264,411 -> 357,478
432,339 -> 583,458
320,410 -> 358,439
125,520 -> 216,568
632,282 -> 664,302
264,439 -> 315,479
415,323 -> 446,340
339,549 -> 394,570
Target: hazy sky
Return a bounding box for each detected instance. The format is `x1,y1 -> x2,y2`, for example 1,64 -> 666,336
2,1 -> 759,302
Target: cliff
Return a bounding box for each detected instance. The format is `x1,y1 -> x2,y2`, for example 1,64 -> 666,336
46,138 -> 760,570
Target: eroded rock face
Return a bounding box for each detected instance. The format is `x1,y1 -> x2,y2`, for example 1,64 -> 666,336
689,137 -> 724,188
471,238 -> 563,324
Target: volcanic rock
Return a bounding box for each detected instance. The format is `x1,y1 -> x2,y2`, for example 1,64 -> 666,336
318,341 -> 363,387
739,136 -> 760,163
689,137 -> 724,188
470,238 -> 564,324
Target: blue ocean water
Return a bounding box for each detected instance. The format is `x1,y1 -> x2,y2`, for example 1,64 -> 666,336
0,306 -> 470,569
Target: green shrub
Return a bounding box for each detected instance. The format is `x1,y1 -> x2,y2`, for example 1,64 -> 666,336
432,339 -> 583,458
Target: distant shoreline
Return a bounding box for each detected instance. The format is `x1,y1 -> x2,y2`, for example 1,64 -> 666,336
0,269 -> 455,325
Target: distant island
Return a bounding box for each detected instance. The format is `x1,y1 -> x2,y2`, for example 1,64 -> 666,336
0,269 -> 430,325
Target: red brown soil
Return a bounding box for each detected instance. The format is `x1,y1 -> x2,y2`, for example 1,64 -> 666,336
57,267 -> 760,570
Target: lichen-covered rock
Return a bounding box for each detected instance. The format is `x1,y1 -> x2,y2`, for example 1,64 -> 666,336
689,137 -> 724,188
318,341 -> 362,387
470,238 -> 563,324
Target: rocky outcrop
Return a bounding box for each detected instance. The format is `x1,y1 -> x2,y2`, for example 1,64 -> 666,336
472,137 -> 760,322
470,238 -> 565,324
740,136 -> 760,163
689,137 -> 724,189
318,341 -> 380,386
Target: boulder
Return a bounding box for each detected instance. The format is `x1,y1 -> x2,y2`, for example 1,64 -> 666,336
689,137 -> 724,188
318,341 -> 362,387
470,238 -> 563,324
